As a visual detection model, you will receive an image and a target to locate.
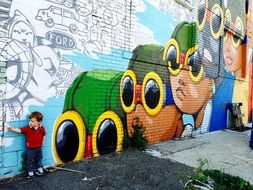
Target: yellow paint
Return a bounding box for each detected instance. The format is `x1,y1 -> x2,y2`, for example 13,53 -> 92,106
52,111 -> 86,164
92,111 -> 124,157
196,0 -> 208,31
233,79 -> 248,124
163,39 -> 182,75
120,70 -> 137,113
142,72 -> 165,116
210,4 -> 224,40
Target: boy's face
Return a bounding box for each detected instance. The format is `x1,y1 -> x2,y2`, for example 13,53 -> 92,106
29,117 -> 40,128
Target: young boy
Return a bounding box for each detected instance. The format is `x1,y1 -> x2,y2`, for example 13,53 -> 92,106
7,111 -> 46,178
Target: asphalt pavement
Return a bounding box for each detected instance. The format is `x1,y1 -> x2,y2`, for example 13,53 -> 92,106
0,129 -> 252,189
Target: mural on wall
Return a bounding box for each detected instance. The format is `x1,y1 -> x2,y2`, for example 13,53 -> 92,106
53,69 -> 125,163
51,0 -> 246,164
50,0 -> 190,163
0,0 -> 132,177
0,0 -> 250,179
223,0 -> 248,125
208,0 -> 246,131
0,0 -> 131,122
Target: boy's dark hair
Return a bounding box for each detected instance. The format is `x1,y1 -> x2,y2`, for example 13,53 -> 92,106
29,111 -> 43,122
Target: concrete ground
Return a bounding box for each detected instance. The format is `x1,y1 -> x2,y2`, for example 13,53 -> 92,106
147,129 -> 253,184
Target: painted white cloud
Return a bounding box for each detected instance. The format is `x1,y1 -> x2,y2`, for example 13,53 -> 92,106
134,0 -> 158,46
133,22 -> 158,47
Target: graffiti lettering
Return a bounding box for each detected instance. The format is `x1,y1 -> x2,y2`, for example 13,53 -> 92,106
46,31 -> 76,49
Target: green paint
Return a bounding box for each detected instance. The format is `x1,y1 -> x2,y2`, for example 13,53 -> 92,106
64,69 -> 124,133
128,44 -> 169,85
171,21 -> 197,53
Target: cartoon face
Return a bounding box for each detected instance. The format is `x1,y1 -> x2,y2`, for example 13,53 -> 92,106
223,33 -> 243,74
11,21 -> 35,46
164,22 -> 213,115
223,8 -> 245,76
121,45 -> 183,143
169,68 -> 213,114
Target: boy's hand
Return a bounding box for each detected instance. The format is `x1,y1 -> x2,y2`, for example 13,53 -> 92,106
5,126 -> 21,133
5,126 -> 12,131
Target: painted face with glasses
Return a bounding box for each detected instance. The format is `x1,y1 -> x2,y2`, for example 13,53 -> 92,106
121,45 -> 184,143
164,22 -> 214,127
223,9 -> 245,78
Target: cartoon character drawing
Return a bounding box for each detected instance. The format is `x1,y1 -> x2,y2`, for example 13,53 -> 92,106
122,44 -> 183,144
53,70 -> 125,163
8,11 -> 38,47
164,22 -> 215,136
196,0 -> 234,132
52,0 -> 247,163
223,0 -> 248,124
223,1 -> 246,79
0,10 -> 60,121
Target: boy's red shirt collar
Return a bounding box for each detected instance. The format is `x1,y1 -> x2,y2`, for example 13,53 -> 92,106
29,124 -> 41,129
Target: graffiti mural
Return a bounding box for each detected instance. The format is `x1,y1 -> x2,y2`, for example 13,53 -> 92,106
0,0 -> 251,179
0,0 -> 132,177
223,0 -> 248,125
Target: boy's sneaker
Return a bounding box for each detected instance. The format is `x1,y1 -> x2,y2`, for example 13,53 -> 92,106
35,167 -> 44,176
27,172 -> 34,179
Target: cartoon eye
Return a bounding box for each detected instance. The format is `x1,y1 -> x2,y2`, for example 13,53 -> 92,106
120,70 -> 136,113
210,4 -> 224,39
96,118 -> 117,155
167,45 -> 182,75
232,17 -> 244,48
235,18 -> 243,37
188,52 -> 204,83
53,111 -> 86,164
224,9 -> 231,42
144,79 -> 160,109
93,111 -> 124,157
55,120 -> 79,162
225,9 -> 231,30
197,0 -> 207,31
142,72 -> 164,116
122,77 -> 134,106
232,35 -> 240,48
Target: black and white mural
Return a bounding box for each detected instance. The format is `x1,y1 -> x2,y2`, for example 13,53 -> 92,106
0,0 -> 131,121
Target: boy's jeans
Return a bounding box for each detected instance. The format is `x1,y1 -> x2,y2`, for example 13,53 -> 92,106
26,148 -> 43,173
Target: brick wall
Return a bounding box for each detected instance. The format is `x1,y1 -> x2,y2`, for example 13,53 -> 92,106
0,0 -> 250,178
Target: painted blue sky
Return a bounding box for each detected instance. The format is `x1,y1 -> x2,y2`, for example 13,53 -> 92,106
63,49 -> 130,72
136,0 -> 175,45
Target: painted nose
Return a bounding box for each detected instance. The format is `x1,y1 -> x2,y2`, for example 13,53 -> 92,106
178,78 -> 185,86
134,84 -> 142,104
178,71 -> 187,86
